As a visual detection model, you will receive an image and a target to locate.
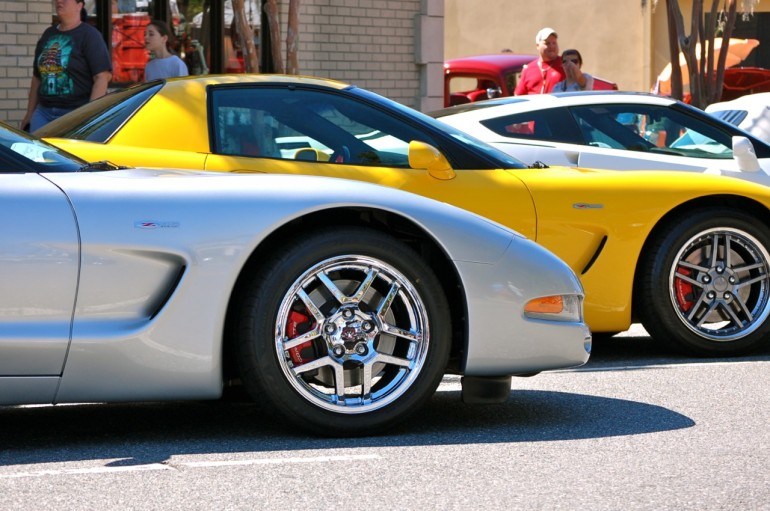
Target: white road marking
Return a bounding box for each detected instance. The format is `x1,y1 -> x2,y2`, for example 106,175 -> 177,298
0,454 -> 380,480
182,454 -> 380,468
569,359 -> 770,372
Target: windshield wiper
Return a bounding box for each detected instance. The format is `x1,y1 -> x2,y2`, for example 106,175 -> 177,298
78,160 -> 128,172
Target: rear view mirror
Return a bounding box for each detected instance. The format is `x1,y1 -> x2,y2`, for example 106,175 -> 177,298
733,136 -> 761,173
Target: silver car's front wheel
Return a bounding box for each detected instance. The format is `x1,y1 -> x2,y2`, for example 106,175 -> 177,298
638,208 -> 770,356
235,227 -> 450,436
274,255 -> 431,414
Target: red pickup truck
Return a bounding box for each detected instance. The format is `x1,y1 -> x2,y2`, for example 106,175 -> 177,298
443,54 -> 618,107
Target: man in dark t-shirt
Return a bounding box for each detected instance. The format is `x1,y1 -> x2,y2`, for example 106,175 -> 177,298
21,0 -> 112,131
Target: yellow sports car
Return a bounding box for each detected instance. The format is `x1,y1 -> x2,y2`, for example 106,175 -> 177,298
38,75 -> 770,357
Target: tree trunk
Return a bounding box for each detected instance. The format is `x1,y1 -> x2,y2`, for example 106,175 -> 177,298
666,0 -> 685,100
685,0 -> 702,107
286,0 -> 300,75
664,0 -> 742,109
265,0 -> 285,73
232,0 -> 259,73
711,1 -> 738,105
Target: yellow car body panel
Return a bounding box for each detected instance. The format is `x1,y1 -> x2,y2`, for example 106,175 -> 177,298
49,139 -> 209,170
507,167 -> 769,331
41,75 -> 770,337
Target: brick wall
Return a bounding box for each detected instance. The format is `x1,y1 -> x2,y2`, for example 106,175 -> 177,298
292,0 -> 424,108
0,0 -> 50,127
0,0 -> 444,125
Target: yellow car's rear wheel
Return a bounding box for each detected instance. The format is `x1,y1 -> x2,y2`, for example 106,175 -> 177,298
638,208 -> 770,356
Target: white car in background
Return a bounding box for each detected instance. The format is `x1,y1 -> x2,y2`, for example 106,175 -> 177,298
431,92 -> 770,180
706,92 -> 770,144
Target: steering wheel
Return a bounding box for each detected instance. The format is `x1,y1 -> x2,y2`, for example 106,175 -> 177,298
331,145 -> 350,163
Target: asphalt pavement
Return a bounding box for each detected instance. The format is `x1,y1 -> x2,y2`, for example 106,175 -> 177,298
1,325 -> 769,510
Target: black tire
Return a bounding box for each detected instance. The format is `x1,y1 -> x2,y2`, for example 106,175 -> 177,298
637,208 -> 770,356
235,227 -> 450,436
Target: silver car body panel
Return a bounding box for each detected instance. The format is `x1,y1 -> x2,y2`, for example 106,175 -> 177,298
0,174 -> 78,377
1,169 -> 588,405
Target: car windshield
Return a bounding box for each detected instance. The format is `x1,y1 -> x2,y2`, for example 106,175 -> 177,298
0,122 -> 84,172
351,88 -> 527,169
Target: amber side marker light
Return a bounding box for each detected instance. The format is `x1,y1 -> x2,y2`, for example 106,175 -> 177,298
524,295 -> 582,322
525,295 -> 564,314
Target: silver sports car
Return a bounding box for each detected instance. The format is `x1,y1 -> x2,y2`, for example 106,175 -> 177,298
0,123 -> 590,436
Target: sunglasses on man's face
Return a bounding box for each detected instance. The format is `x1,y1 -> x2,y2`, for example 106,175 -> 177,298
563,58 -> 579,65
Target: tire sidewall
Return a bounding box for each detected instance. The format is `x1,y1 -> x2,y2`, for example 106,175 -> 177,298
641,208 -> 770,356
237,227 -> 451,435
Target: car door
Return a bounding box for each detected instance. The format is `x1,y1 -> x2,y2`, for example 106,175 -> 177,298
0,171 -> 79,377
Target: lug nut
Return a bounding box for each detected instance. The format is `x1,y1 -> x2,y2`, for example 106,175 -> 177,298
342,309 -> 354,319
332,345 -> 346,357
355,343 -> 368,355
324,324 -> 336,334
362,321 -> 373,332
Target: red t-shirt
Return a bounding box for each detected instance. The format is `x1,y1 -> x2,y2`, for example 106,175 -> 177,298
514,58 -> 566,95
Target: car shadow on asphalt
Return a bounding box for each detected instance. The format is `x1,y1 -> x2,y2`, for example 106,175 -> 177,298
585,326 -> 770,369
0,385 -> 694,468
5,326 -> 770,467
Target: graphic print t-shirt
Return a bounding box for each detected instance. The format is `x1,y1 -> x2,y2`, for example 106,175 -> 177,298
34,23 -> 112,109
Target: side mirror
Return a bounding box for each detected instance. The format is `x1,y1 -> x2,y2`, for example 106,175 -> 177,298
408,140 -> 456,180
733,136 -> 761,173
486,86 -> 503,99
294,148 -> 331,162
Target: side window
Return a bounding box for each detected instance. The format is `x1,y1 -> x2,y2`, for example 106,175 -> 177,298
569,104 -> 733,159
215,107 -> 287,158
210,86 -> 426,167
479,108 -> 583,143
504,72 -> 520,96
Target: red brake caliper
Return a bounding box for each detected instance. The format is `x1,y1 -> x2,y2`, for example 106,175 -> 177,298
286,310 -> 317,366
674,267 -> 695,312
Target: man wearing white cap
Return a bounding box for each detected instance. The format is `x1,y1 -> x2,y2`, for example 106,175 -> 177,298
514,27 -> 566,95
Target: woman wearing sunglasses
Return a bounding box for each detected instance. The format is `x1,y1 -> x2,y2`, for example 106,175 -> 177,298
552,49 -> 594,92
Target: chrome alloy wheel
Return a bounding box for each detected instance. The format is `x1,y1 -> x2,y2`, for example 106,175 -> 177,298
274,255 -> 430,414
669,227 -> 770,341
